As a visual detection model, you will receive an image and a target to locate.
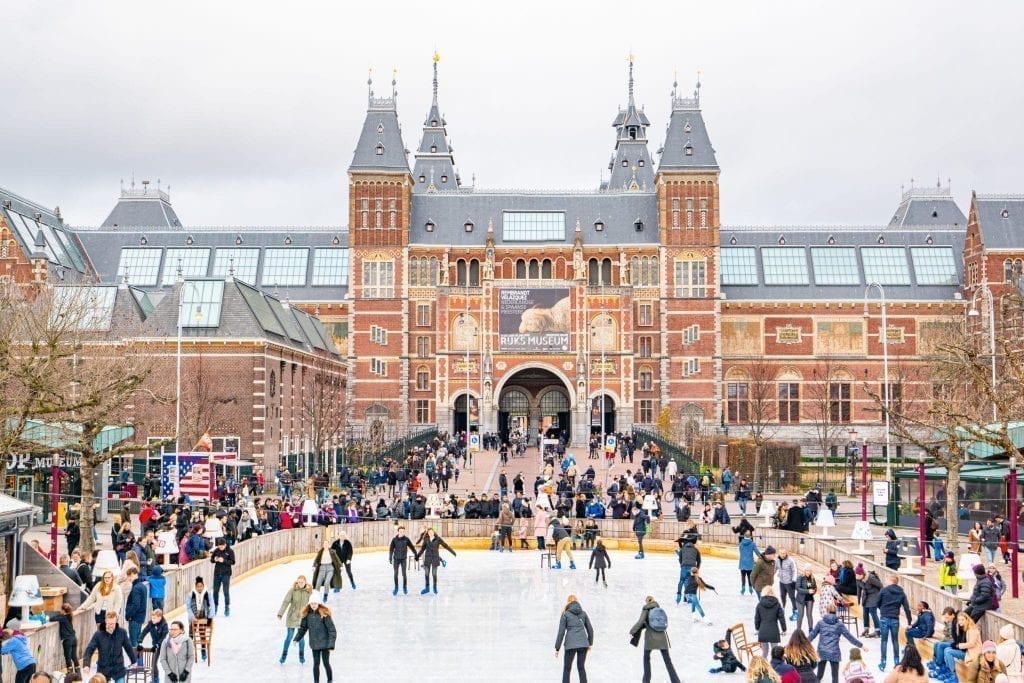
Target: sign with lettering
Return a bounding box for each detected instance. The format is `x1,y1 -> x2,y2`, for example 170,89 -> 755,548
498,288 -> 571,352
776,325 -> 802,344
452,360 -> 478,374
591,360 -> 616,374
885,326 -> 905,344
5,453 -> 82,471
873,481 -> 890,506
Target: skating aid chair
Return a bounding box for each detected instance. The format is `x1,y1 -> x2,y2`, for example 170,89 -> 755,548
728,623 -> 760,665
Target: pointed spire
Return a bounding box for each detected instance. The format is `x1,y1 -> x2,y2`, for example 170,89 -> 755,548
627,53 -> 636,107
432,50 -> 440,106
367,67 -> 374,102
392,67 -> 398,100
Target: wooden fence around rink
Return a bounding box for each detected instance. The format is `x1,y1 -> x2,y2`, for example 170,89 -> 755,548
8,518 -> 1022,679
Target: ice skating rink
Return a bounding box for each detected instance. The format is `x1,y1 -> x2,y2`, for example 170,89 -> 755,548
197,548 -> 887,682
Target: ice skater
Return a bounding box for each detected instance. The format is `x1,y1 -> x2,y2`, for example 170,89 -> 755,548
554,594 -> 594,683
685,566 -> 716,626
632,503 -> 650,559
589,536 -> 611,587
551,516 -> 576,570
388,526 -> 416,596
738,531 -> 756,595
708,632 -> 746,674
330,530 -> 356,590
415,527 -> 456,595
628,595 -> 681,683
294,598 -> 337,683
277,575 -> 312,664
311,539 -> 343,602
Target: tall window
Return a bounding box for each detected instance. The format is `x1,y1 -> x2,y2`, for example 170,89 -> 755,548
686,198 -> 694,228
638,399 -> 654,424
671,198 -> 680,229
469,260 -> 480,287
515,260 -> 527,279
727,382 -> 749,423
631,256 -> 659,286
590,258 -> 613,285
374,199 -> 383,229
638,336 -> 653,358
416,303 -> 431,327
637,303 -> 653,326
674,259 -> 707,298
416,367 -> 430,391
829,382 -> 851,423
700,198 -> 708,228
528,259 -> 539,279
639,367 -> 653,391
778,382 -> 800,423
416,336 -> 430,357
362,260 -> 394,298
415,400 -> 430,424
389,199 -> 397,229
360,198 -> 368,229
409,257 -> 438,287
456,259 -> 480,286
541,259 -> 552,279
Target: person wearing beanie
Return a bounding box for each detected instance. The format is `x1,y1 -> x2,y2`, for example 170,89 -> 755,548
965,640 -> 1007,682
996,624 -> 1023,683
884,528 -> 901,570
966,564 -> 996,624
750,546 -> 777,598
938,551 -> 963,594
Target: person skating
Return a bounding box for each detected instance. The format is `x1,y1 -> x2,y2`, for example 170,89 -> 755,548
877,575 -> 911,671
139,608 -> 168,683
782,630 -> 819,683
751,546 -> 777,598
632,503 -> 650,559
551,516 -> 576,570
776,549 -> 799,621
808,605 -> 865,683
738,531 -> 756,595
709,633 -> 747,674
158,621 -> 194,683
209,536 -> 235,616
588,536 -> 611,587
755,586 -> 787,657
186,576 -> 213,661
415,527 -> 456,594
294,599 -> 337,683
628,595 -> 681,683
388,526 -> 417,595
554,594 -> 593,683
277,575 -> 312,664
311,539 -> 343,602
676,531 -> 702,603
82,610 -> 136,683
794,566 -> 817,632
685,566 -> 716,626
329,530 -> 356,590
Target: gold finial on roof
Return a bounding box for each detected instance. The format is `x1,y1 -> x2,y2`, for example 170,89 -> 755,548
433,50 -> 441,63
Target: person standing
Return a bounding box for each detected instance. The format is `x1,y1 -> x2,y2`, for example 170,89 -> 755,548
751,546 -> 778,598
294,599 -> 337,683
794,567 -> 817,632
632,503 -> 650,559
187,576 -> 213,662
209,536 -> 235,616
311,539 -> 342,603
554,594 -> 593,683
738,531 -> 757,595
80,570 -> 124,626
1,622 -> 36,683
861,568 -> 883,638
388,526 -> 417,596
330,531 -> 356,590
775,549 -> 798,621
139,609 -> 168,683
883,529 -> 901,570
808,605 -> 865,683
497,503 -> 515,552
277,575 -> 312,664
551,516 -> 576,570
629,596 -> 680,683
415,527 -> 456,594
82,610 -> 136,683
588,536 -> 611,587
124,566 -> 148,648
158,621 -> 194,683
755,586 -> 787,657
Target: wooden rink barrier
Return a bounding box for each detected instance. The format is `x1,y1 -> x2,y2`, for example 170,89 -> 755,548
7,517 -> 1022,679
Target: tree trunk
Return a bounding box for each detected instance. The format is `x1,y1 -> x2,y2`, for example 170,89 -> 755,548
752,443 -> 762,493
945,462 -> 963,551
79,460 -> 97,554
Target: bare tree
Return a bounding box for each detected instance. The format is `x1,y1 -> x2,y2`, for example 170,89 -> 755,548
804,358 -> 849,485
743,357 -> 778,491
301,356 -> 347,475
178,350 -> 237,450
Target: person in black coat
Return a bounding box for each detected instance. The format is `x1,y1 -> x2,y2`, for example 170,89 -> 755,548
754,586 -> 787,658
82,610 -> 136,682
414,528 -> 456,594
785,502 -> 808,533
965,563 -> 995,623
883,528 -> 901,570
209,537 -> 235,616
589,537 -> 611,587
294,600 -> 337,683
330,530 -> 356,590
388,525 -> 417,595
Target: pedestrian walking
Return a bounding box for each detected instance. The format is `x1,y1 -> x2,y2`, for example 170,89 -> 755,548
277,575 -> 312,664
755,586 -> 787,657
588,536 -> 611,587
628,595 -> 680,683
330,531 -> 356,590
158,621 -> 194,683
294,599 -> 337,683
210,536 -> 235,616
554,594 -> 593,683
311,540 -> 343,602
415,527 -> 456,594
388,526 -> 417,596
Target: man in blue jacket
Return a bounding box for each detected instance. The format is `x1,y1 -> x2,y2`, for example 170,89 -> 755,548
877,575 -> 912,671
124,566 -> 149,648
83,610 -> 137,683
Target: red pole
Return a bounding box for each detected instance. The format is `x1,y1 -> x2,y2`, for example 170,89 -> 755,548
1010,458 -> 1019,599
861,444 -> 868,522
918,456 -> 927,568
48,453 -> 61,564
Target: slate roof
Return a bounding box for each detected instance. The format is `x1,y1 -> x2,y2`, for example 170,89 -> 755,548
348,92 -> 411,173
101,186 -> 182,229
69,227 -> 349,302
411,62 -> 460,195
658,92 -> 719,172
975,194 -> 1024,251
409,191 -> 659,246
888,186 -> 965,228
0,185 -> 90,277
720,225 -> 965,301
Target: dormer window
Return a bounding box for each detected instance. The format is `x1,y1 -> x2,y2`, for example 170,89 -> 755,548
464,220 -> 474,232
419,175 -> 426,183
377,123 -> 384,134
375,144 -> 385,156
441,175 -> 448,183
628,127 -> 638,140
877,235 -> 885,244
594,220 -> 604,232
1002,209 -> 1011,219
430,145 -> 437,153
684,144 -> 694,156
684,121 -> 692,133
431,119 -> 438,127
634,220 -> 644,233
638,159 -> 645,167
425,220 -> 435,232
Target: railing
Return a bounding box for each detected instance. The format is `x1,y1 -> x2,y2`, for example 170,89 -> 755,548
632,426 -> 701,473
11,518 -> 1022,679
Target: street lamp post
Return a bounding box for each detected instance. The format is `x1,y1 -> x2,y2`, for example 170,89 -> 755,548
175,275 -> 203,498
1009,456 -> 1019,598
864,282 -> 892,522
968,285 -> 998,422
847,427 -> 858,499
918,453 -> 926,568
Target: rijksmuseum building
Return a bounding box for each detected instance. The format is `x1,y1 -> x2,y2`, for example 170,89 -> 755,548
3,59 -> 1023,468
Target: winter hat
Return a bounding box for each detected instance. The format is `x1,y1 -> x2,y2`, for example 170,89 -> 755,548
308,597 -> 321,607
945,551 -> 955,559
974,564 -> 987,577
1000,624 -> 1016,640
4,618 -> 20,631
885,529 -> 897,539
982,640 -> 998,654
763,546 -> 776,556
823,574 -> 836,584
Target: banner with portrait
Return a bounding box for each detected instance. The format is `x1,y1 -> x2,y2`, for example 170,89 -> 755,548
498,288 -> 571,352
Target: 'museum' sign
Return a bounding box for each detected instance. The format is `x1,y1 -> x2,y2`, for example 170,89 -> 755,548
498,288 -> 571,352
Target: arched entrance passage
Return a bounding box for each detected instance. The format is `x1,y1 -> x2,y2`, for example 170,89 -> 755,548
497,367 -> 572,447
589,394 -> 617,437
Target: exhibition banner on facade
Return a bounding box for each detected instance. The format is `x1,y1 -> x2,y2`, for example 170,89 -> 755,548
498,288 -> 571,352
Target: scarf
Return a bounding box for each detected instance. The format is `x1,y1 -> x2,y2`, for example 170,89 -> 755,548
169,632 -> 188,654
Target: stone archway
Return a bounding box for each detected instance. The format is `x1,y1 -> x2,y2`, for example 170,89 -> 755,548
495,365 -> 574,448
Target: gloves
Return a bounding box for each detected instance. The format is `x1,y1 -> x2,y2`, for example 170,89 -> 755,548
168,674 -> 179,682
180,673 -> 190,681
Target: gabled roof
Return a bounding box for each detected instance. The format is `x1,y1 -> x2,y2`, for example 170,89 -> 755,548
974,193 -> 1024,251
888,185 -> 965,228
658,86 -> 719,172
0,185 -> 89,276
348,77 -> 410,174
101,184 -> 182,229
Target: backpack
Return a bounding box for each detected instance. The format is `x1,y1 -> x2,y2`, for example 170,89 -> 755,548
647,606 -> 668,632
700,475 -> 710,487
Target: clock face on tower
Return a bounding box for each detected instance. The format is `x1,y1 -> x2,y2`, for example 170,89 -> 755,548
269,370 -> 277,397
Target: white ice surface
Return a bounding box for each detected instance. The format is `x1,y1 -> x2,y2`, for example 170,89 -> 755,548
179,549 -> 888,683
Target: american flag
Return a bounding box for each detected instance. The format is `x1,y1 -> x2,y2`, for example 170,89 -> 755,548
162,454 -> 213,500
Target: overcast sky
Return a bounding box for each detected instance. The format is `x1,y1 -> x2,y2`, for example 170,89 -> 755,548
3,1 -> 1022,228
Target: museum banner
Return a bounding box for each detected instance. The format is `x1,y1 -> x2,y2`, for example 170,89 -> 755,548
498,288 -> 571,352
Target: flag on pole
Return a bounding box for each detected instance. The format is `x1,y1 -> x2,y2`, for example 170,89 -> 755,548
193,431 -> 213,452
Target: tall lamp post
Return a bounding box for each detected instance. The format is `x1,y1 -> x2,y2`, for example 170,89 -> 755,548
846,428 -> 858,499
864,282 -> 892,523
175,274 -> 203,498
968,285 -> 998,422
591,310 -> 607,461
1009,456 -> 1019,598
918,453 -> 927,567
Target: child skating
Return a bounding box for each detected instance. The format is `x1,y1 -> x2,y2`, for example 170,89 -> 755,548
709,632 -> 746,674
588,536 -> 611,587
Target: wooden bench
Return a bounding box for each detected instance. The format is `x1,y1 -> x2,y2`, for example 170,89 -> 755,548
914,636 -> 939,663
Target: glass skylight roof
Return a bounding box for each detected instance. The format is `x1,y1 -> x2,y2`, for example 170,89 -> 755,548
117,248 -> 163,286
178,279 -> 223,328
761,247 -> 809,285
503,212 -> 565,241
311,248 -> 350,286
212,248 -> 260,284
261,248 -> 309,287
162,248 -> 211,285
910,246 -> 958,285
720,247 -> 758,285
237,282 -> 285,337
51,286 -> 118,331
862,247 -> 910,285
811,247 -> 860,285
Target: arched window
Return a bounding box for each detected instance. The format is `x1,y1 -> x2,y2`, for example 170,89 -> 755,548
416,366 -> 430,391
428,257 -> 438,285
499,389 -> 530,414
588,258 -> 599,286
540,390 -> 570,413
469,259 -> 480,287
541,259 -> 552,279
456,259 -> 467,286
515,260 -> 527,279
409,258 -> 419,287
601,258 -> 613,285
528,259 -> 539,279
